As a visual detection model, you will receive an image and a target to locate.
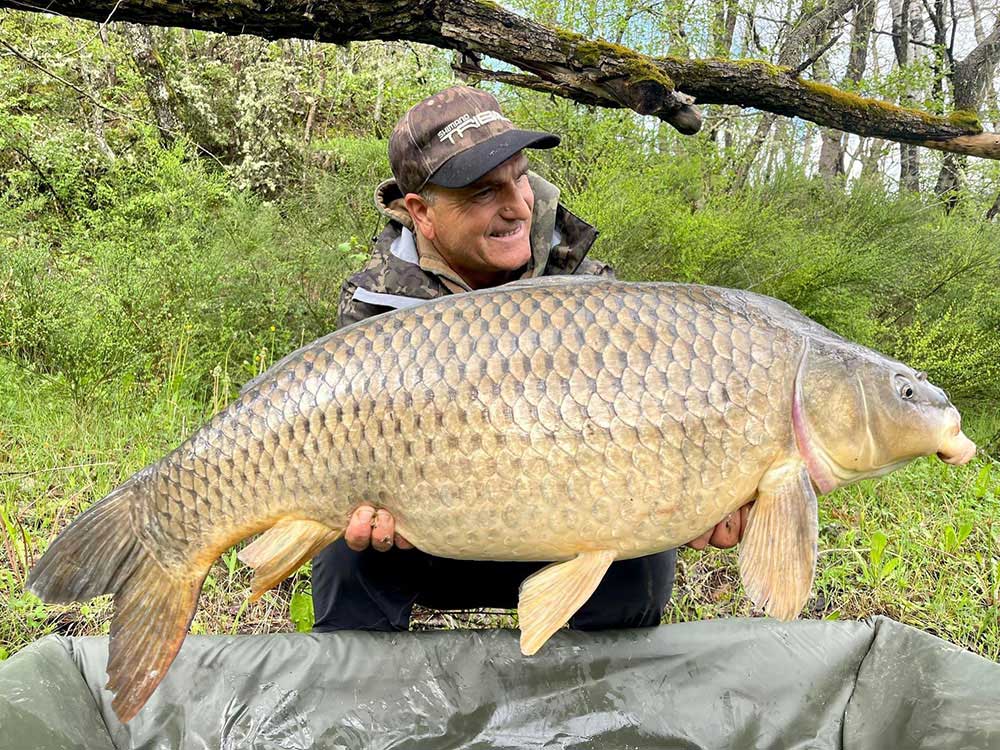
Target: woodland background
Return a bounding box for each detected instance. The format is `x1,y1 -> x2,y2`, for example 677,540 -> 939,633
1,0 -> 998,660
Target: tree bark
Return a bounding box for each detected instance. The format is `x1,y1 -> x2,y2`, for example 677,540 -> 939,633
711,0 -> 739,58
731,113 -> 777,190
733,0 -> 856,184
3,0 -> 999,158
968,0 -> 999,128
124,23 -> 184,146
860,137 -> 886,182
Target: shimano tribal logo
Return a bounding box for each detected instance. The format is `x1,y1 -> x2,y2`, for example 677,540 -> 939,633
437,111 -> 509,144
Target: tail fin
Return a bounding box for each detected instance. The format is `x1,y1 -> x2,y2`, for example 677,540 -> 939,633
27,481 -> 146,603
27,479 -> 207,723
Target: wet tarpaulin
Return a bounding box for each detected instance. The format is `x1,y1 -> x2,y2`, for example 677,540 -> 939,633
1,616 -> 998,749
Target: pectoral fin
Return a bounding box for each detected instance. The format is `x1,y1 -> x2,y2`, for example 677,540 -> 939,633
238,518 -> 342,601
517,550 -> 617,655
738,461 -> 818,620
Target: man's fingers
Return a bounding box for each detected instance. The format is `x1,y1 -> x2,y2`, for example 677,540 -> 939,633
345,505 -> 376,551
371,509 -> 395,552
394,533 -> 414,549
709,512 -> 740,549
686,528 -> 714,550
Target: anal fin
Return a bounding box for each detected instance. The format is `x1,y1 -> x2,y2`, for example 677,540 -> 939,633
238,518 -> 342,601
738,460 -> 818,620
517,550 -> 616,655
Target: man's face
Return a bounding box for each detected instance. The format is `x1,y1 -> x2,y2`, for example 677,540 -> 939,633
405,152 -> 534,289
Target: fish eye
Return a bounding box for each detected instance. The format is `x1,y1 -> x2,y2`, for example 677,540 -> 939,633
894,374 -> 915,400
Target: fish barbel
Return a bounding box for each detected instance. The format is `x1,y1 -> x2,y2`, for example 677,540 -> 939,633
27,277 -> 976,722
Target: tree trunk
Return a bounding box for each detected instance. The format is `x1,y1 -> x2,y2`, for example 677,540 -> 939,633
969,0 -> 999,128
802,122 -> 817,168
711,0 -> 738,58
732,113 -> 777,190
899,144 -> 921,192
4,0 -> 1000,159
705,0 -> 738,149
817,0 -> 876,178
303,48 -> 325,149
934,152 -> 962,206
817,130 -> 844,177
734,0 -> 857,184
75,43 -> 116,162
987,190 -> 1000,220
935,17 -> 1000,201
124,23 -> 184,146
890,0 -> 922,191
860,138 -> 886,182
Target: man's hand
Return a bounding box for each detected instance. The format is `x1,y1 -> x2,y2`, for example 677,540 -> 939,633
685,502 -> 754,550
345,505 -> 414,552
348,501 -> 755,553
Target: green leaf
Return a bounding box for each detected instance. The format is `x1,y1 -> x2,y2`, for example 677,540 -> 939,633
957,519 -> 974,546
289,590 -> 314,633
869,531 -> 888,567
974,465 -> 992,499
944,524 -> 958,553
880,556 -> 902,578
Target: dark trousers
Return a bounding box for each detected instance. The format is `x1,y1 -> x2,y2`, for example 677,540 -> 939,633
311,539 -> 676,632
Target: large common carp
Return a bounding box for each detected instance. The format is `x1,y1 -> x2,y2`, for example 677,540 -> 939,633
28,278 -> 975,722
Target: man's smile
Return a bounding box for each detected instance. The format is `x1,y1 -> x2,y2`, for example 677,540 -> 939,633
489,222 -> 525,240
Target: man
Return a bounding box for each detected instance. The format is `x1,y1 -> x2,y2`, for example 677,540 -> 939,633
312,86 -> 749,633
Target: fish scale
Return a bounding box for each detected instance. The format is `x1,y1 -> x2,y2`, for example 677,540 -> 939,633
26,278 -> 976,723
223,281 -> 793,561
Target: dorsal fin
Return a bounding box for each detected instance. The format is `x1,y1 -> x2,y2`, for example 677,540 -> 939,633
499,275 -> 607,292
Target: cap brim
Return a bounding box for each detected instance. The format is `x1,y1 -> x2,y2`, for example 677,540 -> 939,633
427,130 -> 560,189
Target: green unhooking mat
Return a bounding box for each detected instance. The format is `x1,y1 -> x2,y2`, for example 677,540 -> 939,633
1,616 -> 998,749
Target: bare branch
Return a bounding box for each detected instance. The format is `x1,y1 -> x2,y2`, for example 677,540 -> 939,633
871,28 -> 937,52
792,31 -> 843,76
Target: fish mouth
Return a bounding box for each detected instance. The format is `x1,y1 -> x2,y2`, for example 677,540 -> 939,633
936,430 -> 977,465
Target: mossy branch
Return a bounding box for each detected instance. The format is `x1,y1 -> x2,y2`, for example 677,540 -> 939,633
2,0 -> 999,158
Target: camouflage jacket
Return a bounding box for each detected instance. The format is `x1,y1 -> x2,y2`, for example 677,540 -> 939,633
337,173 -> 612,328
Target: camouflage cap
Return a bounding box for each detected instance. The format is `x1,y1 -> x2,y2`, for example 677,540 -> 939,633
389,86 -> 560,196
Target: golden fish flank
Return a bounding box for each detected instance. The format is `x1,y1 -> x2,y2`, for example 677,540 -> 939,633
27,278 -> 976,723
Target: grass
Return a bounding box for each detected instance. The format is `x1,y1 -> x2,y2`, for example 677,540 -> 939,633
1,354 -> 997,662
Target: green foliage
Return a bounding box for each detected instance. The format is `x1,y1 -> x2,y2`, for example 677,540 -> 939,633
0,135 -> 363,404
159,34 -> 306,194
885,306 -> 1000,403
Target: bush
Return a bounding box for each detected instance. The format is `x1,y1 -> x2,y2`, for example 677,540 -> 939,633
0,136 -> 361,404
